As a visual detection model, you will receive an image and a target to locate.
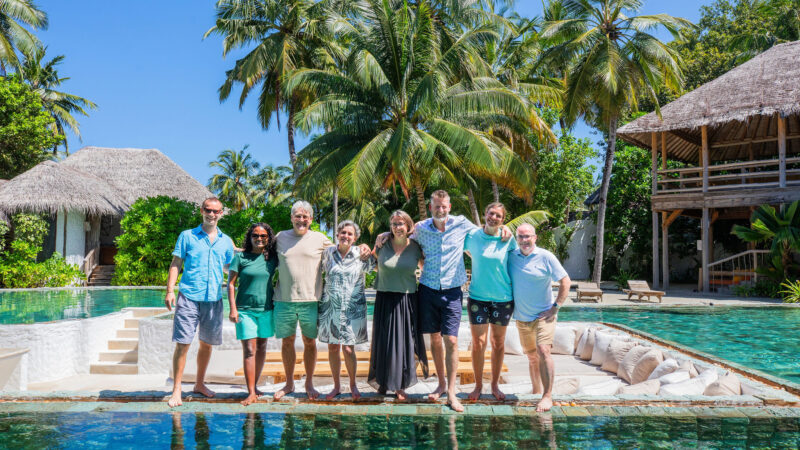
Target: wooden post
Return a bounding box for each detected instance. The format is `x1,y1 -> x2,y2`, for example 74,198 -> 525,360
778,114 -> 787,188
661,132 -> 669,289
62,208 -> 68,257
701,126 -> 710,292
651,133 -> 659,288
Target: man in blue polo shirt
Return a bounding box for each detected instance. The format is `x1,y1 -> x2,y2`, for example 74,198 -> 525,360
508,223 -> 570,412
165,197 -> 235,407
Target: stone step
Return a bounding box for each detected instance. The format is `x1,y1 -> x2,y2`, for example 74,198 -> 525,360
98,350 -> 138,363
131,307 -> 168,318
116,329 -> 139,339
90,362 -> 137,375
124,319 -> 140,329
108,339 -> 138,351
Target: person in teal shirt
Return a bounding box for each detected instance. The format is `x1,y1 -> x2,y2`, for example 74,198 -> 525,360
463,202 -> 518,402
227,222 -> 278,406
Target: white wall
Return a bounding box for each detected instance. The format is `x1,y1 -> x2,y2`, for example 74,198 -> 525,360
555,219 -> 595,280
55,209 -> 86,266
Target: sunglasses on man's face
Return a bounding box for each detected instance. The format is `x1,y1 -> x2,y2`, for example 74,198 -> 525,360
252,234 -> 269,239
203,207 -> 222,214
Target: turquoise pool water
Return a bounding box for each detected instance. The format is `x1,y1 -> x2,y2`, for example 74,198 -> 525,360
1,411 -> 797,448
0,289 -> 166,324
558,306 -> 800,384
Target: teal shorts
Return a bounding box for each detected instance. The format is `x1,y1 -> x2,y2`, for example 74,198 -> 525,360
273,301 -> 318,339
235,309 -> 275,340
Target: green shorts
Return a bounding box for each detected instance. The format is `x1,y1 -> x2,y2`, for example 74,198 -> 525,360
273,301 -> 318,339
235,309 -> 274,340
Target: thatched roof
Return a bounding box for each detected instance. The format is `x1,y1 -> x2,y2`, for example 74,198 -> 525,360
61,147 -> 213,206
0,181 -> 7,224
0,147 -> 213,217
618,41 -> 800,163
0,161 -> 127,215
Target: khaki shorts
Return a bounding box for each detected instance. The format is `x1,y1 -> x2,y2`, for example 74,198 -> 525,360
516,317 -> 557,354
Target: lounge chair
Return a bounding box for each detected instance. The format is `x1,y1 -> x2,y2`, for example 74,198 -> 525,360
623,280 -> 665,303
576,281 -> 603,303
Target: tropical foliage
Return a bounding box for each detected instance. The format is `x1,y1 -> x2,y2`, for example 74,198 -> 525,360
207,146 -> 292,210
732,200 -> 800,283
0,0 -> 47,75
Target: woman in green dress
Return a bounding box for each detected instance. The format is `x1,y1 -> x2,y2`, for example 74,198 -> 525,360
227,222 -> 278,406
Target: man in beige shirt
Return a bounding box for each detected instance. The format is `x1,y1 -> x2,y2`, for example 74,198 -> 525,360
273,201 -> 370,400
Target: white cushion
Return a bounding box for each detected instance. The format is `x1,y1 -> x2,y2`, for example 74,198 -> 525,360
704,372 -> 741,396
648,358 -> 679,380
572,324 -> 587,351
576,378 -> 623,396
552,326 -> 577,355
617,345 -> 651,383
660,369 -> 719,396
631,349 -> 664,385
504,324 -> 524,355
578,328 -> 597,360
741,382 -> 764,396
589,331 -> 616,366
553,377 -> 580,395
617,379 -> 661,396
658,370 -> 690,385
600,340 -> 636,374
575,327 -> 592,356
679,360 -> 699,377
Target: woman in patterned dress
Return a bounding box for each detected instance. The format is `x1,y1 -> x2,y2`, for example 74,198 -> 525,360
318,220 -> 374,400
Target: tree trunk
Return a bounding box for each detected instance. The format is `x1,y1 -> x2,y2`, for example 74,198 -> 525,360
415,180 -> 427,220
491,180 -> 500,203
564,199 -> 571,224
333,185 -> 339,244
287,101 -> 298,171
467,189 -> 481,226
591,116 -> 618,284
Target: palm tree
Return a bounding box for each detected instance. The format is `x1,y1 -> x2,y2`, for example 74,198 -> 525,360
541,0 -> 690,282
289,0 -> 550,220
205,0 -> 332,171
0,0 -> 47,75
729,0 -> 800,62
20,46 -> 97,155
732,200 -> 800,283
208,146 -> 261,211
249,163 -> 293,205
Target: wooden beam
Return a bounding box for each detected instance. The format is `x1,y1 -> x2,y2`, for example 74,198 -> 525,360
661,132 -> 667,170
662,209 -> 683,229
662,211 -> 669,290
651,133 -> 658,195
710,132 -> 800,149
702,207 -> 710,292
710,210 -> 720,225
651,132 -> 659,288
778,115 -> 787,188
701,126 -> 709,193
653,211 -> 660,289
669,130 -> 701,147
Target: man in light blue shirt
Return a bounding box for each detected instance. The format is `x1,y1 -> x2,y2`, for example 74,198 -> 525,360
164,197 -> 235,407
508,223 -> 570,412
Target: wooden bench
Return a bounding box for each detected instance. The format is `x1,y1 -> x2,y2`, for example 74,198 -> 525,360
575,281 -> 603,303
236,351 -> 504,384
623,280 -> 665,303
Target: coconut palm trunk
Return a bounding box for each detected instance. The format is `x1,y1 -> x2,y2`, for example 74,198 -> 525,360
415,180 -> 427,220
491,180 -> 500,202
287,101 -> 297,170
333,185 -> 339,243
468,189 -> 481,226
591,117 -> 618,283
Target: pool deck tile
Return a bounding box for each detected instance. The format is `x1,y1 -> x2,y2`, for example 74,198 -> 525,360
585,405 -> 617,416
562,406 -> 591,417
391,405 -> 418,415
611,406 -> 642,416
738,407 -> 776,419
491,405 -> 514,416
65,402 -> 103,412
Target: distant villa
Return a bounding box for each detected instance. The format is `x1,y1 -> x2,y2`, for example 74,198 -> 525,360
0,147 -> 213,283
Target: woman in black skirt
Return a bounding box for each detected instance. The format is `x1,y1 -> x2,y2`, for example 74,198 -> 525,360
368,210 -> 428,400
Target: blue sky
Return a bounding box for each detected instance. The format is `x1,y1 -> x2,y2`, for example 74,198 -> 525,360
35,0 -> 708,185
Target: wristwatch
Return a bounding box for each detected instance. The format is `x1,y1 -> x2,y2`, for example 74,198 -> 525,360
552,303 -> 560,309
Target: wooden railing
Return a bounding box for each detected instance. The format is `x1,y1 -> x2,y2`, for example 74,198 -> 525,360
656,157 -> 800,194
81,247 -> 100,283
701,249 -> 770,289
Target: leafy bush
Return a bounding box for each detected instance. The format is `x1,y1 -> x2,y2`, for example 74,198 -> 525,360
0,219 -> 9,253
365,271 -> 376,288
731,278 -> 781,299
612,269 -> 635,290
12,212 -> 49,246
113,196 -> 201,286
780,279 -> 800,303
218,203 -> 293,248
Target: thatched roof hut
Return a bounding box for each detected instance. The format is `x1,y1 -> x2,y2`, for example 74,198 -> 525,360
60,147 -> 213,206
0,161 -> 127,216
618,41 -> 800,163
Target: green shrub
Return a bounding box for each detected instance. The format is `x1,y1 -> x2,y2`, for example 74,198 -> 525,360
365,271 -> 376,288
731,278 -> 782,299
780,279 -> 800,303
218,203 -> 293,247
613,269 -> 635,290
12,213 -> 48,247
113,196 -> 201,286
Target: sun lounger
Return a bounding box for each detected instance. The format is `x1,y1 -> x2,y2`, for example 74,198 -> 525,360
623,280 -> 665,303
575,281 -> 603,303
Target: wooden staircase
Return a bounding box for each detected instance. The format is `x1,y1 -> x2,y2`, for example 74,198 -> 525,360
88,265 -> 115,286
89,308 -> 167,375
705,250 -> 770,290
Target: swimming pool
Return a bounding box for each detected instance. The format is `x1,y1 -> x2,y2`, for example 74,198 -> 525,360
558,306 -> 800,384
1,410 -> 797,448
0,289 -> 165,324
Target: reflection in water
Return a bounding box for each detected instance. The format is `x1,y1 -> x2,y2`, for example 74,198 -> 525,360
1,411 -> 799,448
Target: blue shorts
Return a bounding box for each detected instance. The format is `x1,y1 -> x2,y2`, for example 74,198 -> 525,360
172,293 -> 223,345
418,284 -> 463,337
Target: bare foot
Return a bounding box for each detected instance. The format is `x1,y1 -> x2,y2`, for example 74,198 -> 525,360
536,395 -> 553,412
240,393 -> 258,406
306,383 -> 320,400
396,390 -> 408,402
468,385 -> 482,401
428,384 -> 446,401
447,395 -> 464,413
192,384 -> 215,398
491,384 -> 506,401
350,384 -> 361,400
273,383 -> 295,400
167,391 -> 183,408
325,387 -> 341,401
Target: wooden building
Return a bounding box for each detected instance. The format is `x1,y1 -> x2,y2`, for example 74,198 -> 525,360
617,41 -> 800,292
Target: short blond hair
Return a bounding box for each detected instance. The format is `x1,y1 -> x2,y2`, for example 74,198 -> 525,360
430,190 -> 450,204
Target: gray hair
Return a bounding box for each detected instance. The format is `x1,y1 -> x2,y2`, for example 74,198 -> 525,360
516,223 -> 537,235
430,189 -> 450,204
291,200 -> 313,217
337,220 -> 361,239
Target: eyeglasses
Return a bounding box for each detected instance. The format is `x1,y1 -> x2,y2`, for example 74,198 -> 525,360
252,234 -> 269,239
390,222 -> 407,227
516,234 -> 536,239
203,207 -> 222,215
